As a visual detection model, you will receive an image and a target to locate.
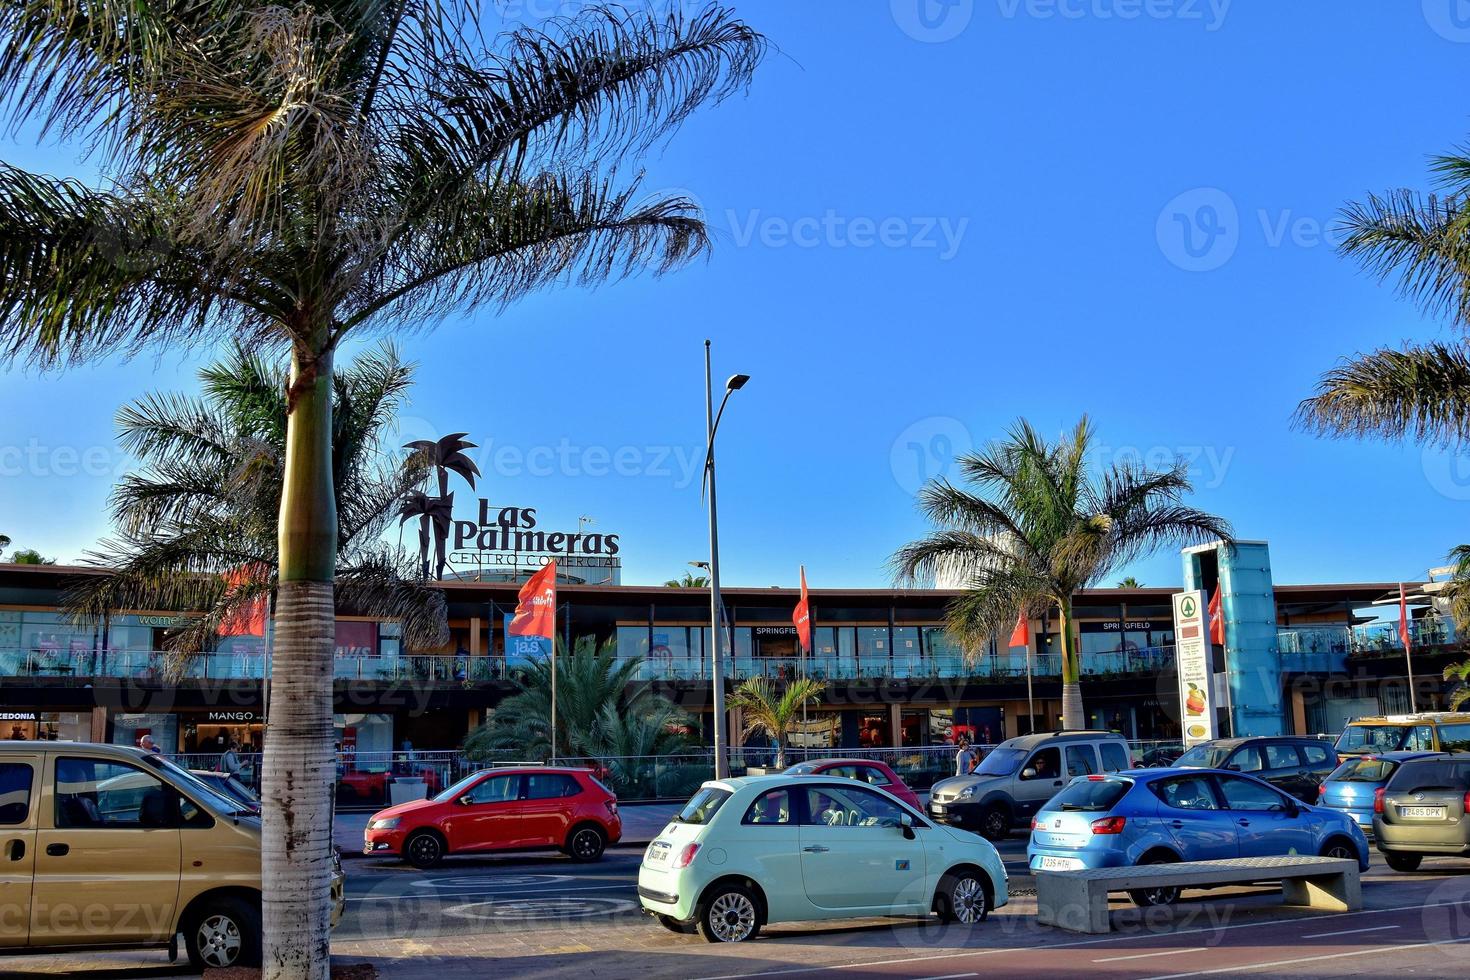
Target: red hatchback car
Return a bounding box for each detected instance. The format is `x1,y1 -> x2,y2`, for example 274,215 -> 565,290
363,766 -> 622,868
782,758 -> 925,810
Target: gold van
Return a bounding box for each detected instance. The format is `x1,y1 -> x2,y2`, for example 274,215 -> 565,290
0,741 -> 345,970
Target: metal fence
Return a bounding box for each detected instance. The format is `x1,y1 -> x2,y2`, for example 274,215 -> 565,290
183,737 -> 1360,807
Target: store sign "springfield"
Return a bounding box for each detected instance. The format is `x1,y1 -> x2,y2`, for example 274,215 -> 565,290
448,500 -> 620,568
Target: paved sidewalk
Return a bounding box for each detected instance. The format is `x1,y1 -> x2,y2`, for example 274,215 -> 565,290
337,802 -> 678,857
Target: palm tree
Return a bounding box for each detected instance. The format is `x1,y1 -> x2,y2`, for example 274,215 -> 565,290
1295,145 -> 1470,713
67,344 -> 448,666
1116,576 -> 1143,588
403,433 -> 480,579
665,572 -> 711,588
462,638 -> 688,761
891,417 -> 1232,731
7,549 -> 55,565
727,676 -> 825,768
0,4 -> 764,970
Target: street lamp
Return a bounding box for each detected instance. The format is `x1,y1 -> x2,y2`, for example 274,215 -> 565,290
705,340 -> 747,780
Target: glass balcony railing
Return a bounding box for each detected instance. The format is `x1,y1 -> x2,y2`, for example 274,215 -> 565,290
1277,619 -> 1455,661
0,645 -> 1179,685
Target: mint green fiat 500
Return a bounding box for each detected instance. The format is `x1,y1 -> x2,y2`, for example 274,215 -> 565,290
638,775 -> 1008,942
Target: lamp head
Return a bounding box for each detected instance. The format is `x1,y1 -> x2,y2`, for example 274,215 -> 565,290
725,374 -> 750,392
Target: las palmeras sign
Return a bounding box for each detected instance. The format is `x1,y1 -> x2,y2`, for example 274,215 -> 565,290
398,432 -> 620,581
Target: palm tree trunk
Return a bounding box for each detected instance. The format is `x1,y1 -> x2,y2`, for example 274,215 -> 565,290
263,343 -> 338,980
1058,596 -> 1085,730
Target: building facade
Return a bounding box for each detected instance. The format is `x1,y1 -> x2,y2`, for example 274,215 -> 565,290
0,560 -> 1460,756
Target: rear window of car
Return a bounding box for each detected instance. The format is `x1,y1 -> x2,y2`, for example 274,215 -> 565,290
1301,744 -> 1332,766
1048,777 -> 1131,812
1329,758 -> 1399,783
1386,761 -> 1470,794
1100,743 -> 1131,773
676,787 -> 731,824
1437,724 -> 1470,753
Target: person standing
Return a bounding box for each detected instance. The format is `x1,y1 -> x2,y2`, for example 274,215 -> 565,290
218,739 -> 242,777
955,736 -> 977,776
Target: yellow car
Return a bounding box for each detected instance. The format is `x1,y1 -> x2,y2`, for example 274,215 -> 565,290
0,741 -> 344,969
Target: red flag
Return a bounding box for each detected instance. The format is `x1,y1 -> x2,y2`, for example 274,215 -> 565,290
1399,583 -> 1412,653
509,561 -> 558,640
1208,588 -> 1224,647
793,566 -> 812,653
1008,609 -> 1030,648
218,564 -> 268,637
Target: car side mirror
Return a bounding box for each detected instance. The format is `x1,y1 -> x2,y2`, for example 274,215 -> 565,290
900,812 -> 915,840
1021,767 -> 1037,780
1225,764 -> 1241,771
458,795 -> 475,806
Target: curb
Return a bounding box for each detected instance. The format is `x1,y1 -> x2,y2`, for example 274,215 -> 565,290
341,839 -> 657,861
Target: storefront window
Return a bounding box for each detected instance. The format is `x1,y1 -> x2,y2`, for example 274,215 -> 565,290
112,713 -> 180,752
615,625 -> 650,664
0,711 -> 89,742
856,627 -> 889,674
891,627 -> 920,677
336,713 -> 394,769
857,712 -> 888,748
790,711 -> 840,750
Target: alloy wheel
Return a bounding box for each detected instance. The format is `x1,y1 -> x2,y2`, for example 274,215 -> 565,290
1323,843 -> 1354,860
409,834 -> 441,865
197,914 -> 243,968
572,828 -> 602,859
950,876 -> 987,923
708,892 -> 756,942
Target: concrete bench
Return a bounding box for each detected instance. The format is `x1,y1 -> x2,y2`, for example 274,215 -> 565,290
1035,856 -> 1361,934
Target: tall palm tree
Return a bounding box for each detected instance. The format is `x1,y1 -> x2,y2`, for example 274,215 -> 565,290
0,4 -> 765,971
462,638 -> 688,761
1116,576 -> 1143,589
665,572 -> 711,588
1295,145 -> 1470,711
727,676 -> 825,768
891,417 -> 1232,731
67,343 -> 447,666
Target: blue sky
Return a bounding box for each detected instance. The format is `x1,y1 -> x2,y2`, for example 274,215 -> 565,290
3,1 -> 1470,590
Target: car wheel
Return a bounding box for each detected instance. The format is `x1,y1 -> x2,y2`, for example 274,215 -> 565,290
404,830 -> 445,869
935,870 -> 990,924
698,883 -> 761,943
1127,853 -> 1181,908
1320,839 -> 1357,861
184,895 -> 261,970
657,914 -> 697,934
1385,852 -> 1423,872
567,825 -> 606,862
979,805 -> 1009,841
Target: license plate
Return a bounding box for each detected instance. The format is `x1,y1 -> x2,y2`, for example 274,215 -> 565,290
929,804 -> 946,814
646,842 -> 670,863
1039,856 -> 1082,871
1400,805 -> 1446,819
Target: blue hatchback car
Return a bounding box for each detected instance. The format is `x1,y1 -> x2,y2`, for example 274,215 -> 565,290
1318,751 -> 1445,836
1027,768 -> 1369,907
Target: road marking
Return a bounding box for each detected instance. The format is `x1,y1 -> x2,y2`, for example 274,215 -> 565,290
1299,924 -> 1401,939
1094,948 -> 1203,963
442,896 -> 637,922
349,882 -> 636,901
913,974 -> 978,980
1141,936 -> 1470,979
689,898 -> 1470,980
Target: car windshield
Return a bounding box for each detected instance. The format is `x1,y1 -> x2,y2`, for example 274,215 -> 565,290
1386,761 -> 1470,794
1175,744 -> 1233,768
674,787 -> 731,824
1335,725 -> 1409,753
784,763 -> 817,774
147,756 -> 251,816
1329,758 -> 1399,783
972,748 -> 1026,777
435,771 -> 490,803
1049,778 -> 1131,812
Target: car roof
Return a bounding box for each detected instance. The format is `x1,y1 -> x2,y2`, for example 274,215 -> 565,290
1346,713 -> 1470,725
790,758 -> 891,768
0,740 -> 152,762
998,731 -> 1126,751
704,773 -> 883,792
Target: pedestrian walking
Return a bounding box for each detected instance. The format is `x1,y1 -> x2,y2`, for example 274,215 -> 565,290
955,736 -> 978,776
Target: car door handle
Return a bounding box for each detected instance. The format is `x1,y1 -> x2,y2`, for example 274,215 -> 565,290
5,839 -> 22,861
802,845 -> 830,853
1237,819 -> 1251,827
45,843 -> 68,857
1169,820 -> 1184,828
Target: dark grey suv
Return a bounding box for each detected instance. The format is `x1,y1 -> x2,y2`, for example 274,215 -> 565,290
1374,756 -> 1470,872
1174,736 -> 1339,803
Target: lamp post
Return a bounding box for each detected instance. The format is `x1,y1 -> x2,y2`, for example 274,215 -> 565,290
704,340 -> 748,780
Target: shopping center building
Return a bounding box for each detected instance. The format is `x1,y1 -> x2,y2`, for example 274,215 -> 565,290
0,542 -> 1459,756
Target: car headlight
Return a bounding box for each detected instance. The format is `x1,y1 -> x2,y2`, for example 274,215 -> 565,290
957,786 -> 976,800
370,817 -> 400,830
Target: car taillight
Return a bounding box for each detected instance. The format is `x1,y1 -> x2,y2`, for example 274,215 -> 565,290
1091,816 -> 1126,835
606,799 -> 618,816
672,842 -> 700,869
1087,775 -> 1104,781
1030,816 -> 1040,831
1373,788 -> 1385,814
1463,789 -> 1470,814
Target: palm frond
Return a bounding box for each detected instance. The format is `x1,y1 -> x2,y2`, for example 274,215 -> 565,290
1296,342 -> 1470,447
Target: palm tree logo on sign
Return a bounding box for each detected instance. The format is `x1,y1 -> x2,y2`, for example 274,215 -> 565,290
399,433 -> 481,580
